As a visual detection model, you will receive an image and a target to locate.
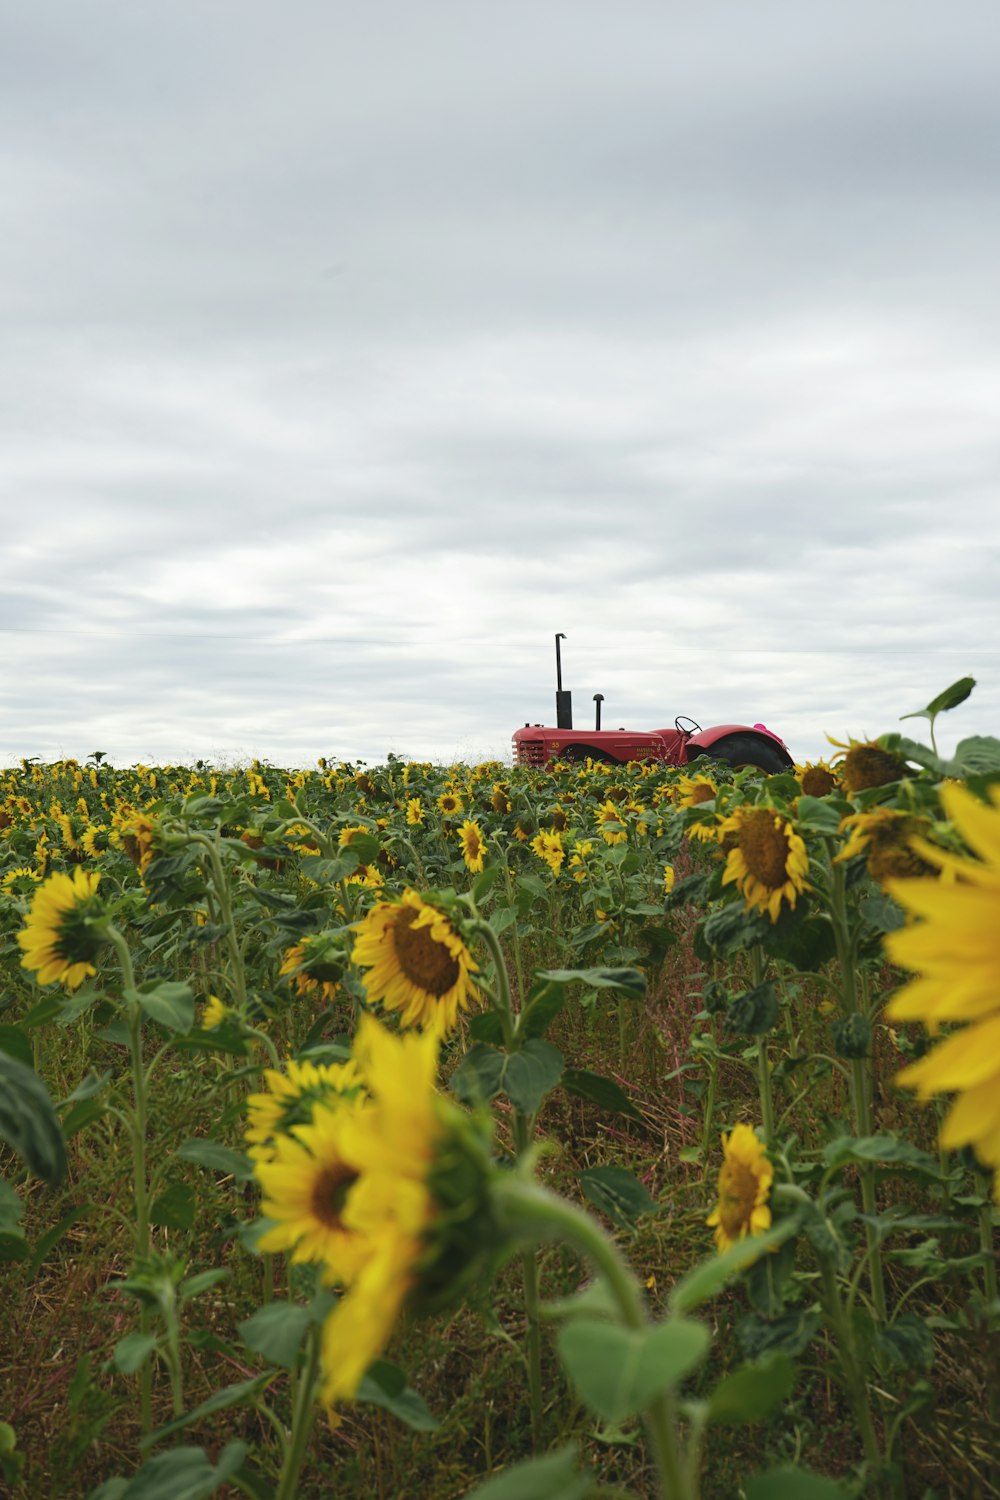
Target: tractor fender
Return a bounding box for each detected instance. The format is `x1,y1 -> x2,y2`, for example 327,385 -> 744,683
684,724 -> 794,771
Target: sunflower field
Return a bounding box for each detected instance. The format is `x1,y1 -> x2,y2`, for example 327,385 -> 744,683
1,682 -> 998,1500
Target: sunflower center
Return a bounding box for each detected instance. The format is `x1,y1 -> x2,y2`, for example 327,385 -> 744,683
688,784 -> 715,805
842,745 -> 906,794
309,1162 -> 360,1231
801,766 -> 837,797
738,810 -> 791,889
716,1157 -> 758,1237
394,908 -> 461,997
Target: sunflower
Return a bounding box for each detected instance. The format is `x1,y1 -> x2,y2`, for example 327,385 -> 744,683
245,1057 -> 364,1161
350,889 -> 479,1033
674,774 -> 718,808
405,797 -> 425,826
457,820 -> 486,874
719,806 -> 809,921
885,783 -> 1000,1199
202,995 -> 231,1030
568,840 -> 594,882
530,829 -> 565,875
338,825 -> 371,848
827,735 -> 907,795
706,1124 -> 773,1253
279,938 -> 342,1004
795,761 -> 839,798
80,825 -> 113,859
316,1018 -> 496,1407
17,868 -> 108,989
437,791 -> 463,816
254,1096 -> 371,1282
594,800 -> 628,846
114,811 -> 158,873
1,865 -> 42,899
837,808 -> 936,883
490,783 -> 512,814
663,864 -> 676,893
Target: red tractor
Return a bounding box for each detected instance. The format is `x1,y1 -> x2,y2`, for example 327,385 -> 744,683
512,635 -> 794,774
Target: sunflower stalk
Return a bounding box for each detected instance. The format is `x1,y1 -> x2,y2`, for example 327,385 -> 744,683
822,841 -> 888,1329
275,1323 -> 323,1500
493,1176 -> 692,1500
750,947 -> 775,1147
189,830 -> 249,1012
107,924 -> 154,1437
815,1253 -> 890,1498
469,916 -> 544,1444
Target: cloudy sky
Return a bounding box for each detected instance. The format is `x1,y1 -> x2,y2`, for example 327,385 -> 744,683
3,2 -> 998,769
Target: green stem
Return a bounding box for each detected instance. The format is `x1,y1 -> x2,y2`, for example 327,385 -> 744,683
469,920 -> 516,1049
108,926 -> 153,1437
192,832 -> 248,1010
975,1171 -> 998,1324
494,1177 -> 691,1500
750,948 -> 774,1147
512,1114 -> 544,1447
824,847 -> 888,1328
816,1255 -> 886,1492
275,1324 -> 323,1500
501,854 -> 527,1007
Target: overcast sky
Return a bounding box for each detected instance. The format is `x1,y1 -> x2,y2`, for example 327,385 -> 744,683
2,2 -> 998,769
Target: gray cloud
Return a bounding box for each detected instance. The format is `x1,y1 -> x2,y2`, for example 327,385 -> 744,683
1,1 -> 998,768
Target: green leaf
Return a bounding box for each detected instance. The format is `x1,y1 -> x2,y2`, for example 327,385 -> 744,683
176,1139 -> 254,1182
744,1466 -> 847,1500
579,1166 -> 657,1229
697,902 -> 770,958
534,967 -> 646,998
0,1178 -> 24,1236
900,677 -> 975,722
822,1135 -> 942,1177
706,1352 -> 795,1425
488,906 -> 518,937
114,1333 -> 159,1375
0,1025 -> 32,1069
954,735 -> 1000,775
832,1014 -> 871,1059
736,1310 -> 822,1360
178,1269 -> 229,1304
462,1445 -> 595,1500
468,1011 -> 506,1045
149,1184 -> 196,1232
451,1039 -> 564,1115
125,982 -> 195,1035
450,1044 -> 506,1106
472,865 -> 502,903
238,1301 -> 313,1369
540,1279 -> 621,1324
29,1204 -> 89,1278
0,1053 -> 67,1184
725,983 -> 779,1037
556,1318 -> 710,1423
356,1360 -> 438,1431
669,1221 -> 801,1315
143,1379 -> 271,1450
562,1069 -> 643,1122
504,1040 -> 565,1114
91,1441 -> 249,1500
873,1313 -> 934,1371
794,796 -> 851,833
518,983 -> 568,1041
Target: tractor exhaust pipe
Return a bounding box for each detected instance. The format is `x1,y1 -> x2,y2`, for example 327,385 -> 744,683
555,632 -> 573,729
593,693 -> 604,730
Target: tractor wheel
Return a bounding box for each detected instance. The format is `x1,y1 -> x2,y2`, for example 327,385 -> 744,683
687,733 -> 791,775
